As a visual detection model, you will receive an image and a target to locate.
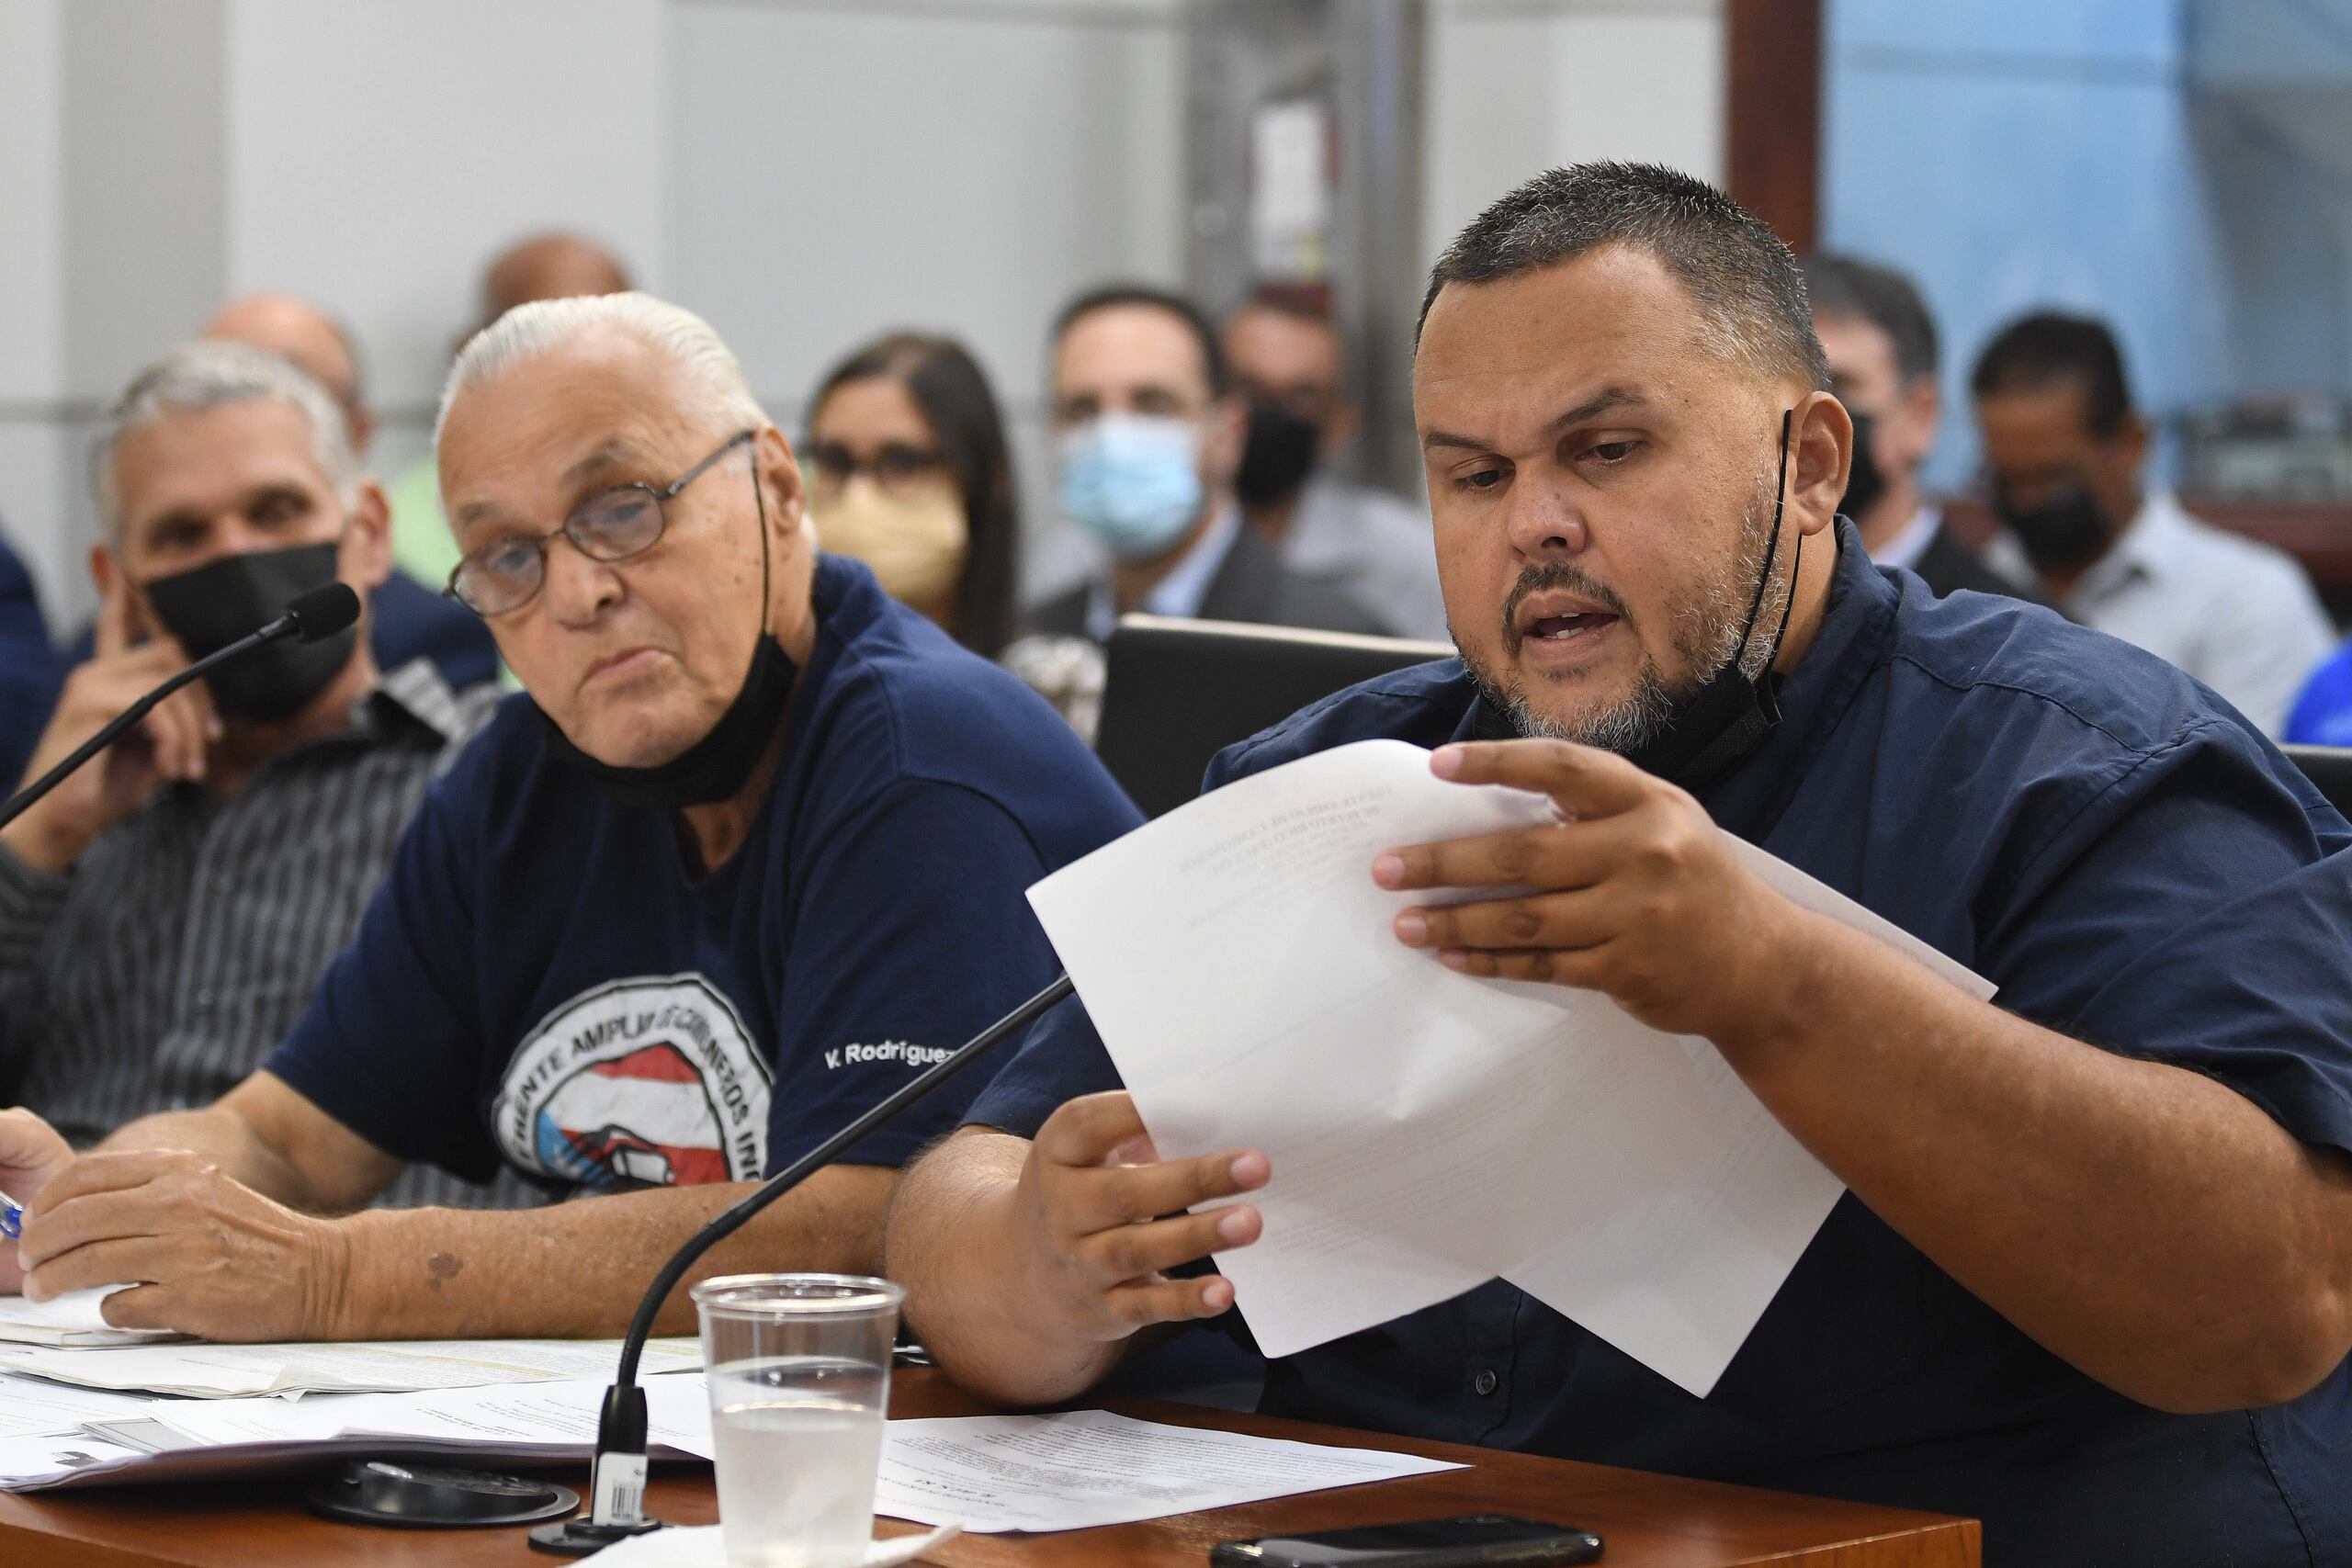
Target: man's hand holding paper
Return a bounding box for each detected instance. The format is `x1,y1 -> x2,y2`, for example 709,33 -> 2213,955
1377,737 -> 1804,1045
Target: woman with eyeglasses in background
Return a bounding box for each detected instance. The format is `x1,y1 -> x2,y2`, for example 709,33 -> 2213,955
804,333 -> 1020,660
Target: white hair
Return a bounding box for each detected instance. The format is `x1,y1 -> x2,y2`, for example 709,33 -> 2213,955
435,290 -> 766,451
95,340 -> 359,543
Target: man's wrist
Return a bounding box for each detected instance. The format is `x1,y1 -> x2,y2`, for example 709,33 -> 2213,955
1713,905 -> 1866,1073
311,1209 -> 378,1340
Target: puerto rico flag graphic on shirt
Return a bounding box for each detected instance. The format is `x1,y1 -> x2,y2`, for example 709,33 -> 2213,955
493,975 -> 773,1190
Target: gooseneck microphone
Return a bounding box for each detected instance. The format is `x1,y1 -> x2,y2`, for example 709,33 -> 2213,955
0,582 -> 360,832
524,971 -> 1077,1557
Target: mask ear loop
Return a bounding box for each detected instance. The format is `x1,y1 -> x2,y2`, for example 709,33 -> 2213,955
1764,414 -> 1804,668
1728,407 -> 1796,666
748,433 -> 774,651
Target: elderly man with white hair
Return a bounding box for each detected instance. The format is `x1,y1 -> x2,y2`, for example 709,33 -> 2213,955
0,295 -> 1138,1342
0,342 -> 505,1208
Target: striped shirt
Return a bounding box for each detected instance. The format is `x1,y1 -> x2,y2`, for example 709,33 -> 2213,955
0,658 -> 531,1211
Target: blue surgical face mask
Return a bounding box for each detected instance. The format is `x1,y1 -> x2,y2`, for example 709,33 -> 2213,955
1057,412 -> 1204,561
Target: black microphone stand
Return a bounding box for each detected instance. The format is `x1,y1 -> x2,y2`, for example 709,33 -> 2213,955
0,583 -> 359,831
525,972 -> 1076,1556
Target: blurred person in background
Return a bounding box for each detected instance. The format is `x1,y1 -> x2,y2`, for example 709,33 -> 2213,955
0,530 -> 62,792
1017,286 -> 1386,741
1973,311 -> 2331,736
0,342 -> 512,1209
204,293 -> 499,692
1221,285 -> 1448,639
1802,255 -> 2044,604
384,231 -> 633,593
804,333 -> 1020,660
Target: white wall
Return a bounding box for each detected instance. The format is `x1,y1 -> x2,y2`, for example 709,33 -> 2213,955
1425,0 -> 1725,263
0,0 -> 1722,630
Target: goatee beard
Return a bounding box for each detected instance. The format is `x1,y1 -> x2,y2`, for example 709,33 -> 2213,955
1453,468 -> 1784,750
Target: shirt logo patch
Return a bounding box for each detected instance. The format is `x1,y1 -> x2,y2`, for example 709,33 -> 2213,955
493,975 -> 773,1190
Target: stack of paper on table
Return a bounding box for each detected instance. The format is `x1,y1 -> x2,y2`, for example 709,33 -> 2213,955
1027,739 -> 1994,1396
0,1333 -> 702,1397
0,1375 -> 717,1492
0,1289 -> 179,1348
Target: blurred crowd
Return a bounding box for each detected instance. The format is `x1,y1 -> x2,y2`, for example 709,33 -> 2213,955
4,226 -> 2351,1186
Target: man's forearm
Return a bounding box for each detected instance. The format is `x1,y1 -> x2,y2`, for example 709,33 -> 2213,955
889,1131 -> 1128,1406
1731,909 -> 2352,1413
327,1164 -> 898,1341
101,1107 -> 325,1208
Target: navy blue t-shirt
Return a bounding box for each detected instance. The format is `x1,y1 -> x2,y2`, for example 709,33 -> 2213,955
271,555 -> 1139,1192
967,523 -> 2352,1566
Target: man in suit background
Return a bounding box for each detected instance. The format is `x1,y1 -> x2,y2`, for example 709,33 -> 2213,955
1803,254 -> 2043,604
1023,285 -> 1386,647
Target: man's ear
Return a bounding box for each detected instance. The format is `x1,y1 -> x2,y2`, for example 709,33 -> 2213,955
341,479 -> 394,592
754,425 -> 807,541
1791,390 -> 1851,536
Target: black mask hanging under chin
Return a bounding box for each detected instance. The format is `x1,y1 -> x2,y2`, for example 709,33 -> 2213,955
1478,410 -> 1801,794
537,633 -> 797,810
539,436 -> 797,812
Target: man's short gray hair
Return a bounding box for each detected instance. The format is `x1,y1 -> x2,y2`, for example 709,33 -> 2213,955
1418,161 -> 1830,392
435,291 -> 766,449
95,340 -> 359,543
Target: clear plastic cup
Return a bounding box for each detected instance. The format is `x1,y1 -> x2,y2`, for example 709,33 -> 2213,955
691,1273 -> 905,1568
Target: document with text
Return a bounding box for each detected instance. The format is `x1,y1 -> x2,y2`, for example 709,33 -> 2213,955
874,1410 -> 1461,1532
0,1288 -> 178,1348
1028,739 -> 1994,1395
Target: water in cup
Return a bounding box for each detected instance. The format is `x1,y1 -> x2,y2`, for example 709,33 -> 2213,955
709,1352 -> 889,1568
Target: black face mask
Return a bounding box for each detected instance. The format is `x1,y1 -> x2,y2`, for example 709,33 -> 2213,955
142,541 -> 357,722
1996,483 -> 2110,574
538,444 -> 797,813
1474,410 -> 1802,793
538,634 -> 797,810
1235,402 -> 1322,507
1839,410 -> 1887,524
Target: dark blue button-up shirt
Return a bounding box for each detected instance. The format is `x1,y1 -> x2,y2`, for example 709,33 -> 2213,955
967,522 -> 2352,1567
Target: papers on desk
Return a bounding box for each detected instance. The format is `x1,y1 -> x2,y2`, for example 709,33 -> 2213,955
0,1334 -> 702,1398
0,1375 -> 715,1492
0,1370 -> 161,1439
874,1409 -> 1463,1533
0,1288 -> 178,1347
1029,739 -> 1996,1396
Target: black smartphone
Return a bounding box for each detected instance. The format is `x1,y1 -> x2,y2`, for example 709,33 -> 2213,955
1209,1514 -> 1602,1568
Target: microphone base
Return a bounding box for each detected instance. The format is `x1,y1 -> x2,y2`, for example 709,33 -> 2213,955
527,1516 -> 667,1556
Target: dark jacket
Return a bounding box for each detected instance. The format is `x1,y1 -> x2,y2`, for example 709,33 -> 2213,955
1026,521 -> 1388,643
1910,521 -> 2057,610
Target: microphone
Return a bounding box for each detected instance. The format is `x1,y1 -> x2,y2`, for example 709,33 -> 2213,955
0,581 -> 361,832
522,971 -> 1077,1557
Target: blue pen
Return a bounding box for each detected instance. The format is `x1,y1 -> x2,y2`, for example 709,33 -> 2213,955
0,1188 -> 20,1241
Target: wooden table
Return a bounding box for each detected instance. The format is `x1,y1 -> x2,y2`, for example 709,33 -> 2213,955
0,1369 -> 1977,1567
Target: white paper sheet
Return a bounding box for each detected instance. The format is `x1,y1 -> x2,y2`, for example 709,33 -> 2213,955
0,1375 -> 714,1491
580,1522 -> 961,1567
1026,739 -> 1995,1395
873,1410 -> 1461,1533
0,1288 -> 178,1347
0,1334 -> 701,1397
0,1370 -> 161,1439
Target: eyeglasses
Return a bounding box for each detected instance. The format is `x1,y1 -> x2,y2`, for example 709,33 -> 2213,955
803,441 -> 948,502
446,429 -> 757,617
